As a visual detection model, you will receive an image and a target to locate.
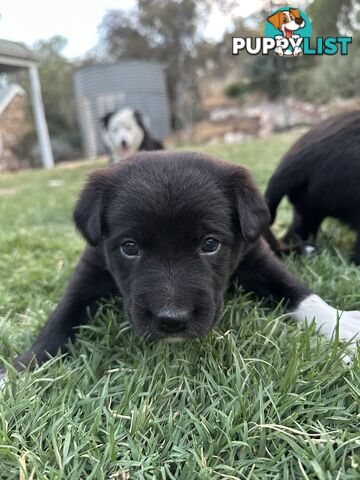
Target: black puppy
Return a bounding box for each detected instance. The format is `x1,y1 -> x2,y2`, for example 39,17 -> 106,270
265,111 -> 360,263
11,152 -> 360,371
101,108 -> 163,165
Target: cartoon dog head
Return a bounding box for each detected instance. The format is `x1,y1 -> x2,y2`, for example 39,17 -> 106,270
267,8 -> 305,38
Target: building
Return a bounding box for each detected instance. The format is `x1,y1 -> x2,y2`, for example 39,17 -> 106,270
0,39 -> 54,169
0,84 -> 31,170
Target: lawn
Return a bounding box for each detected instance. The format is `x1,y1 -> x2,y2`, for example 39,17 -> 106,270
0,133 -> 359,479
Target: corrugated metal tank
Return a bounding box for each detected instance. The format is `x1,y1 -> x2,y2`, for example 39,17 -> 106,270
74,61 -> 171,157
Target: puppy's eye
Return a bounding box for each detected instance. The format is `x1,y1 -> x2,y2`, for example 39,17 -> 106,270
121,241 -> 139,257
201,237 -> 220,254
283,18 -> 288,23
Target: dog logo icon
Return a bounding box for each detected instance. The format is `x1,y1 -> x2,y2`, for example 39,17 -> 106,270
266,7 -> 310,56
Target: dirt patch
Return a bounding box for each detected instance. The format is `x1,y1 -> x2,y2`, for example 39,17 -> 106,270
191,117 -> 261,144
56,157 -> 106,169
0,187 -> 20,196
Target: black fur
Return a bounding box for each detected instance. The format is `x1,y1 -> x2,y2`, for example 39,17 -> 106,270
13,152 -> 310,370
100,112 -> 114,130
133,110 -> 163,150
265,111 -> 360,264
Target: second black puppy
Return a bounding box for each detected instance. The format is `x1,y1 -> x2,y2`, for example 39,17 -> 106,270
12,152 -> 360,370
265,111 -> 360,263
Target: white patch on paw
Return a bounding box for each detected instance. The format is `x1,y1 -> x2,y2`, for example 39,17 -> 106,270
342,353 -> 353,365
0,371 -> 7,389
292,294 -> 360,343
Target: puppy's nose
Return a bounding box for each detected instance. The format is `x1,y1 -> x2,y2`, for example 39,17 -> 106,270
157,308 -> 189,334
295,17 -> 304,25
121,139 -> 128,148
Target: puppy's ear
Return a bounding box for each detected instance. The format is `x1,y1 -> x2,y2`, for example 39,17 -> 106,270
133,110 -> 145,129
230,167 -> 271,241
290,8 -> 300,18
73,169 -> 111,246
101,112 -> 114,128
267,11 -> 282,30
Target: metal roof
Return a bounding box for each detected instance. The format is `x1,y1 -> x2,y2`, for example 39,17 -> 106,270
0,39 -> 39,72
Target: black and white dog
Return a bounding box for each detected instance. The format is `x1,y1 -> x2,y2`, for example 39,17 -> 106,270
265,111 -> 360,264
6,151 -> 360,375
101,108 -> 163,164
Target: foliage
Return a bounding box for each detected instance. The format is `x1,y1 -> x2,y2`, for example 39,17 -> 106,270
308,0 -> 353,36
223,80 -> 249,101
11,129 -> 40,168
33,36 -> 77,135
99,1 -> 203,129
200,16 -> 262,81
288,33 -> 360,103
1,135 -> 360,478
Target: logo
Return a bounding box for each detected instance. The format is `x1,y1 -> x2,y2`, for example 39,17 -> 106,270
265,7 -> 311,56
232,7 -> 352,57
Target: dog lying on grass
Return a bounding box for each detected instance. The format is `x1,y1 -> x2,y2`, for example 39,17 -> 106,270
265,111 -> 360,264
7,152 -> 360,372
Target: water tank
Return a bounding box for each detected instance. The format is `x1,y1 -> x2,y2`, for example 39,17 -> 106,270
74,61 -> 171,158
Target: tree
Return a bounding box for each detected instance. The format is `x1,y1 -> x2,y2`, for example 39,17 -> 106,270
286,0 -> 360,103
98,0 -> 211,130
308,0 -> 353,36
288,32 -> 360,103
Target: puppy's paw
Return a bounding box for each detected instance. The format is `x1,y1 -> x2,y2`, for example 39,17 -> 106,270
292,294 -> 360,345
304,243 -> 317,254
339,310 -> 360,340
350,253 -> 360,266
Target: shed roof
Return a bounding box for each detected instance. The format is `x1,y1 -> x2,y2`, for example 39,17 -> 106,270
0,39 -> 39,72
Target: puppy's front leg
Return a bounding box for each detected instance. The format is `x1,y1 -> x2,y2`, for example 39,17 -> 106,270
12,246 -> 118,370
234,240 -> 360,346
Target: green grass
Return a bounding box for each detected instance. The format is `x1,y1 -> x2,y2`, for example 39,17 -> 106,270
0,133 -> 359,479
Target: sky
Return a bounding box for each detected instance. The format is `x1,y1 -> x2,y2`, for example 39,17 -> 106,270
0,0 -> 263,58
